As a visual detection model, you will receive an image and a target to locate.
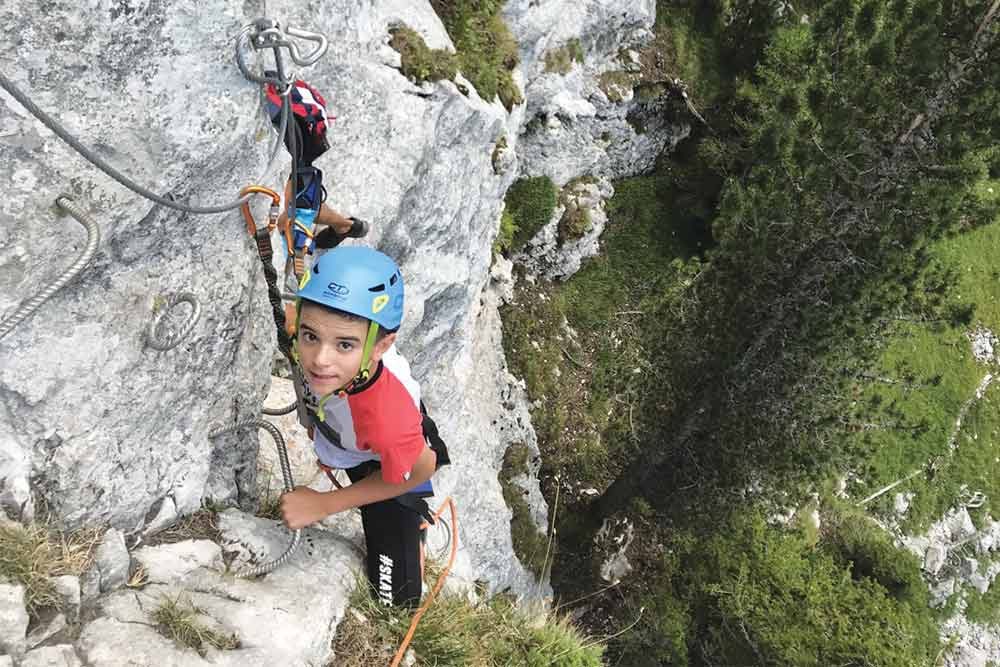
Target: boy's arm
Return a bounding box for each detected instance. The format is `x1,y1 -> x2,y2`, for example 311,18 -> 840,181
281,447 -> 437,530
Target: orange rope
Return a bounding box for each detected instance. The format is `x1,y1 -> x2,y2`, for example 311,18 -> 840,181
390,496 -> 458,667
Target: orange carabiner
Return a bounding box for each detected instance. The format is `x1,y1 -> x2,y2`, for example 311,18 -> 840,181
239,186 -> 281,236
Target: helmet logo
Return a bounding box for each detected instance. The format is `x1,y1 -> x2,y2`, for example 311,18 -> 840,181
372,295 -> 389,314
326,282 -> 350,296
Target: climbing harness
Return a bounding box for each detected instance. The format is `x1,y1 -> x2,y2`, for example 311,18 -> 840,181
0,196 -> 100,340
282,166 -> 327,284
145,293 -> 202,351
209,418 -> 301,578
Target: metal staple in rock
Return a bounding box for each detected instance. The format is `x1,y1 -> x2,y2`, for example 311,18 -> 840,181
0,196 -> 101,340
209,418 -> 300,578
145,293 -> 202,351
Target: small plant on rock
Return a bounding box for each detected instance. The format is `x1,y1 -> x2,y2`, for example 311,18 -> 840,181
153,594 -> 240,656
0,518 -> 99,619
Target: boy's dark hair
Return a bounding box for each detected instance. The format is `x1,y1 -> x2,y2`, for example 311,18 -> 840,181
300,299 -> 397,340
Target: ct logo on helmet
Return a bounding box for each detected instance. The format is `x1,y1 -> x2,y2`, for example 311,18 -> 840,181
372,295 -> 389,314
326,282 -> 350,296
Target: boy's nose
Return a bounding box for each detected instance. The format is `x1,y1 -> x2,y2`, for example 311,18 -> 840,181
313,343 -> 337,368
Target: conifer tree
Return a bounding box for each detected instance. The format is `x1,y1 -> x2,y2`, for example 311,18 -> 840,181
592,0 -> 1000,522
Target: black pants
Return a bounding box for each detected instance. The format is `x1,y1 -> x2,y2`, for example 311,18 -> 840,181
345,463 -> 425,608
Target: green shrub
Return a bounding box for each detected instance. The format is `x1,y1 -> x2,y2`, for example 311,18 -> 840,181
545,38 -> 585,74
493,208 -> 517,255
388,26 -> 457,84
822,503 -> 930,607
499,443 -> 551,578
557,203 -> 592,243
505,176 -> 558,251
598,71 -> 635,102
698,513 -> 938,665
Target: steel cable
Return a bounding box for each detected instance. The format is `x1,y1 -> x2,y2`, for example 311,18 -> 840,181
261,400 -> 298,416
209,418 -> 300,577
0,196 -> 100,340
0,70 -> 289,215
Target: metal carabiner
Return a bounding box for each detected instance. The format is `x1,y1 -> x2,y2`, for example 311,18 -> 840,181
239,186 -> 282,236
234,19 -> 328,86
235,25 -> 274,85
284,26 -> 329,66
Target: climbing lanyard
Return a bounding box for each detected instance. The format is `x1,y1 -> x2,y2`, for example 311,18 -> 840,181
281,166 -> 327,284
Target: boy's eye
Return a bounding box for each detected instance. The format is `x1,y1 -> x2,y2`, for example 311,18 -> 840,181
338,341 -> 354,351
302,331 -> 318,343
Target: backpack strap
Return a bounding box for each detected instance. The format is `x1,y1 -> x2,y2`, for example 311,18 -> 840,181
420,401 -> 451,469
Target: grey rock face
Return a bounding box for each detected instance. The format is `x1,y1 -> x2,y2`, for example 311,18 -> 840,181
86,529 -> 130,595
0,0 -> 276,528
21,645 -> 84,667
506,0 -> 687,187
513,176 -> 615,280
0,0 -> 541,597
25,613 -> 67,650
51,575 -> 81,622
0,583 -> 28,657
77,508 -> 359,665
924,544 -> 947,576
132,539 -> 223,584
1,1 -> 682,639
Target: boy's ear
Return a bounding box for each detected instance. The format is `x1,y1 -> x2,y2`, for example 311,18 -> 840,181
370,332 -> 397,364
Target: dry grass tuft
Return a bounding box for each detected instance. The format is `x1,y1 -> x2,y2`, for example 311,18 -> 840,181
145,509 -> 221,546
0,519 -> 100,618
152,594 -> 240,656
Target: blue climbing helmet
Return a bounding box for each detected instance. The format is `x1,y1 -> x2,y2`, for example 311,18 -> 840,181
295,246 -> 405,394
297,245 -> 405,331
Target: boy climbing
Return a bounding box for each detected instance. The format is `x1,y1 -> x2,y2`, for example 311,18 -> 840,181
279,245 -> 450,607
265,75 -> 450,608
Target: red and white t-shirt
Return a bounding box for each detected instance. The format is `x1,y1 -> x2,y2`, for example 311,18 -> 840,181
310,346 -> 425,484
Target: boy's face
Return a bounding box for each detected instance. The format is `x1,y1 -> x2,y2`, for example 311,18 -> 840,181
297,303 -> 396,395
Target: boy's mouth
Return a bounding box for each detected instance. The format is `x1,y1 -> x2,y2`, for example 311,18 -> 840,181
308,370 -> 340,385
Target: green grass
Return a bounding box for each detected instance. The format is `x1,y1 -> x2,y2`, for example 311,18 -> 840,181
654,2 -> 727,106
429,0 -> 522,110
332,581 -> 603,666
493,209 -> 516,255
499,443 -> 552,579
501,175 -> 690,493
388,26 -> 458,84
845,182 -> 1000,531
505,176 -> 558,252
